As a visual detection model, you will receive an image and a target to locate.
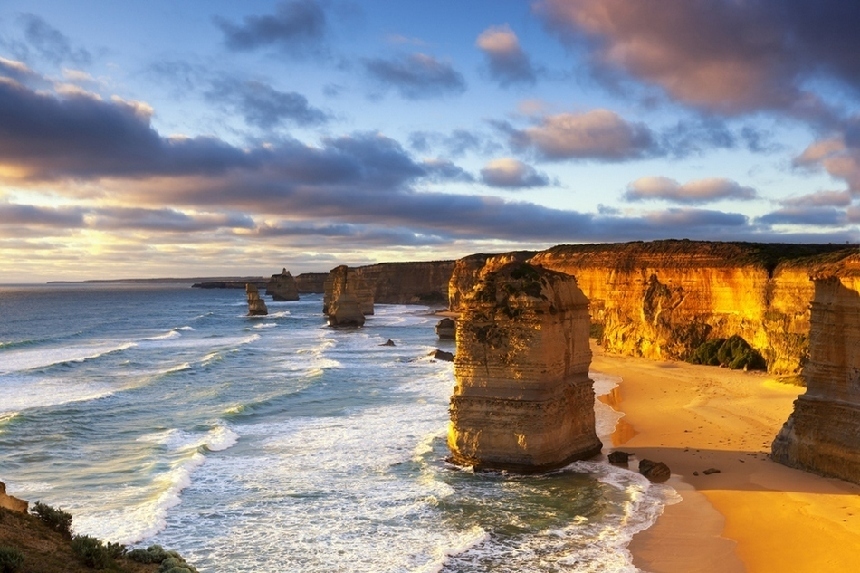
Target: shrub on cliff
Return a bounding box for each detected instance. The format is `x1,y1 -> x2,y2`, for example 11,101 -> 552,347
689,335 -> 766,370
0,546 -> 24,573
30,502 -> 72,538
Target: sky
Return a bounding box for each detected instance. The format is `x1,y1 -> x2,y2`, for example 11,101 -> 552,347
1,0 -> 859,282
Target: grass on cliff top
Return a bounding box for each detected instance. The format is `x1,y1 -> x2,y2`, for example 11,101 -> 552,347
540,239 -> 857,273
0,505 -> 193,573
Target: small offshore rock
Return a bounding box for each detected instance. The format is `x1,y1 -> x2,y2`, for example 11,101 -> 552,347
702,467 -> 721,475
435,318 -> 456,340
693,471 -> 699,476
431,349 -> 454,362
380,339 -> 396,347
607,451 -> 631,464
639,459 -> 671,482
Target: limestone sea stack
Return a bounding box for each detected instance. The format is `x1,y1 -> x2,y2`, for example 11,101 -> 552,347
266,268 -> 300,301
323,265 -> 375,316
328,293 -> 365,327
772,254 -> 860,483
448,262 -> 602,472
245,283 -> 268,316
435,318 -> 456,339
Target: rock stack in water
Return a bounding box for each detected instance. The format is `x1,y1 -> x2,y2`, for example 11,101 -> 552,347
245,283 -> 268,316
448,262 -> 602,472
328,293 -> 365,327
266,268 -> 300,301
323,265 -> 375,316
772,254 -> 860,483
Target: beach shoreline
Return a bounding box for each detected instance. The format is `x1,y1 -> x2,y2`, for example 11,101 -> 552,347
591,343 -> 860,573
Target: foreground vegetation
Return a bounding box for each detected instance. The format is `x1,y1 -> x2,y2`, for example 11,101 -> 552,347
0,503 -> 197,572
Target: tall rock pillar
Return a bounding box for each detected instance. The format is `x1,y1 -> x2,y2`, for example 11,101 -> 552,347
245,283 -> 268,316
448,262 -> 602,472
772,254 -> 860,483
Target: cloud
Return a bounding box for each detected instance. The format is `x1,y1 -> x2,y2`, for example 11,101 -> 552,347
506,109 -> 657,160
535,0 -> 860,122
216,0 -> 327,55
364,53 -> 466,99
781,190 -> 852,207
408,128 -> 498,157
0,203 -> 84,227
205,79 -> 329,129
86,208 -> 255,232
758,206 -> 851,226
17,13 -> 91,66
480,158 -> 549,188
794,135 -> 860,191
421,158 -> 475,183
0,57 -> 48,88
476,25 -> 537,86
625,177 -> 758,204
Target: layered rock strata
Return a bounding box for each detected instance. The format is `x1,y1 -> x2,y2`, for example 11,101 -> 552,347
266,268 -> 300,301
448,263 -> 602,472
772,254 -> 860,483
448,241 -> 856,375
323,265 -> 375,316
245,283 -> 268,316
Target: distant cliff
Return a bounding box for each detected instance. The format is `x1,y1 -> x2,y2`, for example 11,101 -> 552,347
449,240 -> 856,375
324,261 -> 454,314
295,272 -> 328,293
772,253 -> 860,483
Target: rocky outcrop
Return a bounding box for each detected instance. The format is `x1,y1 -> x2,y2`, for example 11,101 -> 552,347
328,293 -> 366,327
448,262 -> 602,472
772,254 -> 860,483
295,272 -> 328,293
266,269 -> 300,301
435,318 -> 456,339
245,283 -> 268,316
323,265 -> 375,316
448,241 -> 856,375
0,481 -> 27,513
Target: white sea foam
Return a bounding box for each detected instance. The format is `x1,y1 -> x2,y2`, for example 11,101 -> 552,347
0,376 -> 116,414
252,322 -> 277,329
267,310 -> 291,318
146,329 -> 181,341
0,341 -> 136,375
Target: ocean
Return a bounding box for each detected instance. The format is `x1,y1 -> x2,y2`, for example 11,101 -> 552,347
0,283 -> 676,572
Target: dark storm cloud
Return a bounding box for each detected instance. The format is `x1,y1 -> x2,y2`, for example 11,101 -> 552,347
0,76 -> 261,179
480,158 -> 549,188
216,0 -> 328,55
476,25 -> 537,87
205,79 -> 329,129
364,53 -> 466,99
536,0 -> 860,123
17,13 -> 91,66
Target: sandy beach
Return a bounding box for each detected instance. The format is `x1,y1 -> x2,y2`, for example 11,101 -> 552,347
590,344 -> 860,573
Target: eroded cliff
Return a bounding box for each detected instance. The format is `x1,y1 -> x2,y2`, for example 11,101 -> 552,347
323,265 -> 375,316
772,254 -> 860,483
266,268 -> 299,301
449,241 -> 855,375
448,263 -> 602,472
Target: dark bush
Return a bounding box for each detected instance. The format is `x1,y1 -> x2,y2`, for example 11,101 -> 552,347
0,546 -> 24,573
30,501 -> 73,538
71,535 -> 112,569
128,545 -> 171,564
689,335 -> 767,370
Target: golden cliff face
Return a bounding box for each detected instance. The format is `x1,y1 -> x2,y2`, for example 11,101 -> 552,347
266,268 -> 300,301
447,252 -> 535,313
448,263 -> 602,472
772,255 -> 860,483
449,241 -> 855,375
